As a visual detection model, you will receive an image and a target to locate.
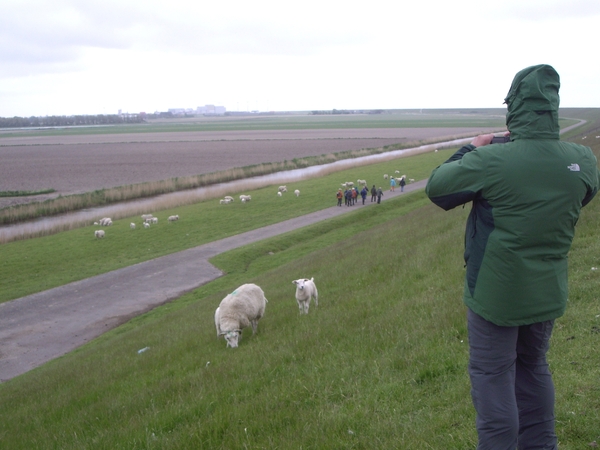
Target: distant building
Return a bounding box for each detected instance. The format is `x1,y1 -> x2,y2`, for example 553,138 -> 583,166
196,104 -> 226,116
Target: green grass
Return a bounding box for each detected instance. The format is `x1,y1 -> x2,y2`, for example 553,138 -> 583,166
1,188 -> 599,448
0,109 -> 599,448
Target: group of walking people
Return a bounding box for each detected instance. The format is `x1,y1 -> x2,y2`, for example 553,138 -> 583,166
337,184 -> 384,206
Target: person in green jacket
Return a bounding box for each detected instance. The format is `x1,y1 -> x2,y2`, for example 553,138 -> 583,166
426,64 -> 599,449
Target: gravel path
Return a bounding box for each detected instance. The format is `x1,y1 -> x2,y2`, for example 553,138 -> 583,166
0,180 -> 427,382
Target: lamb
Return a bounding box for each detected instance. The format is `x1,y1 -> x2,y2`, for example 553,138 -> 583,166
168,215 -> 179,221
292,277 -> 319,314
143,222 -> 150,229
151,217 -> 158,224
94,230 -> 105,238
215,283 -> 268,348
239,194 -> 251,202
383,174 -> 389,180
277,191 -> 282,197
278,186 -> 287,192
130,223 -> 136,229
224,196 -> 234,202
220,198 -> 232,204
294,189 -> 300,197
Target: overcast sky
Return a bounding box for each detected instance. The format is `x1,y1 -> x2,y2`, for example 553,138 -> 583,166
1,0 -> 599,117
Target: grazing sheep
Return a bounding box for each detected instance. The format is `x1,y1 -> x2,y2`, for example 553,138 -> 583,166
395,170 -> 400,174
224,196 -> 234,202
278,186 -> 287,192
239,195 -> 251,202
215,283 -> 268,348
99,217 -> 113,226
141,214 -> 153,220
409,178 -> 415,183
220,198 -> 232,204
143,222 -> 150,229
168,215 -> 179,222
151,217 -> 158,224
294,189 -> 300,197
94,230 -> 105,238
383,174 -> 389,180
130,223 -> 136,229
292,277 -> 319,314
277,191 -> 282,197
357,179 -> 367,186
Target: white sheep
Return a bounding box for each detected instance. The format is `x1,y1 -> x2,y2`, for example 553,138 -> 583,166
143,222 -> 150,229
292,277 -> 319,314
168,215 -> 179,221
130,223 -> 136,229
99,217 -> 113,226
141,214 -> 153,220
383,174 -> 389,180
294,189 -> 300,197
239,195 -> 251,202
220,198 -> 231,204
395,170 -> 400,174
151,217 -> 158,224
357,179 -> 367,186
278,186 -> 287,192
94,230 -> 105,238
277,191 -> 282,197
215,283 -> 268,348
224,196 -> 234,202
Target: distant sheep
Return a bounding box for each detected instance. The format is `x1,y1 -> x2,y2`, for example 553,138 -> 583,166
151,217 -> 158,224
292,277 -> 319,314
220,198 -> 232,204
143,222 -> 150,229
215,283 -> 268,348
357,179 -> 367,186
94,230 -> 105,238
141,214 -> 153,220
240,195 -> 252,202
278,186 -> 287,192
294,189 -> 300,197
395,170 -> 400,174
277,191 -> 282,197
168,215 -> 179,222
130,223 -> 136,229
383,174 -> 389,180
409,178 -> 415,183
99,217 -> 113,226
224,196 -> 234,202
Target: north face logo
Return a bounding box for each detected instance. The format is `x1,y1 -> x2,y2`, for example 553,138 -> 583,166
567,163 -> 581,172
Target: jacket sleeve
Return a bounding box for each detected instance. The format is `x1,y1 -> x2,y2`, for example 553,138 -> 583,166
425,144 -> 486,211
581,157 -> 600,207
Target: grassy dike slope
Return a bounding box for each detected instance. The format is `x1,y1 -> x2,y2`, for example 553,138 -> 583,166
0,112 -> 599,448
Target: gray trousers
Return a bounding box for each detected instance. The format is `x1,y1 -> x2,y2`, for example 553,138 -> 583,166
467,309 -> 557,450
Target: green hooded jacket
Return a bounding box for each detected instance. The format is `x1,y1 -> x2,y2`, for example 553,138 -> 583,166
425,64 -> 599,326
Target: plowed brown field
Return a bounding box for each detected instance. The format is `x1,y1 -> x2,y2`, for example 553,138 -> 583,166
0,127 -> 483,208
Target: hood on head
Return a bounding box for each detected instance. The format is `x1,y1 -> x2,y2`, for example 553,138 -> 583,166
504,64 -> 560,140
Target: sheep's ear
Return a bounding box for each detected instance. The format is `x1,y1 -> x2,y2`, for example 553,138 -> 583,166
292,280 -> 297,285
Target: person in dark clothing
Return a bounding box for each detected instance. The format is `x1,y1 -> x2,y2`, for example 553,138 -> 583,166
426,64 -> 599,450
336,188 -> 343,206
370,185 -> 377,202
345,188 -> 352,206
360,186 -> 368,205
376,187 -> 383,204
399,176 -> 406,192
